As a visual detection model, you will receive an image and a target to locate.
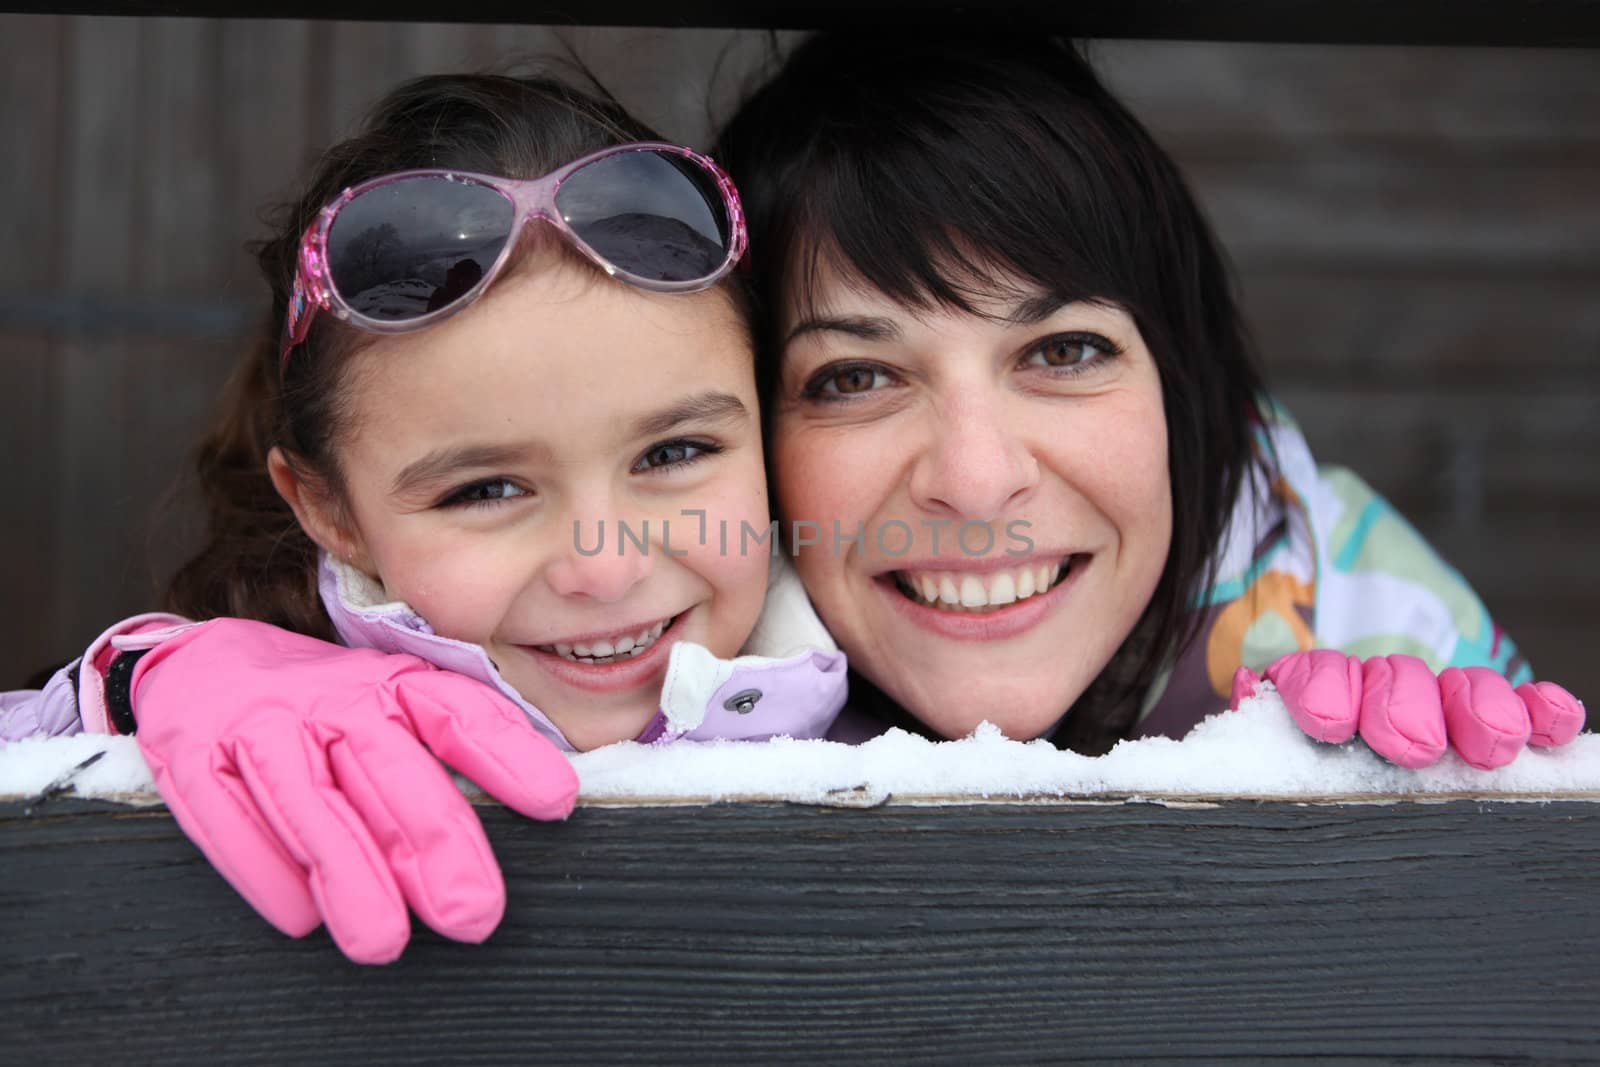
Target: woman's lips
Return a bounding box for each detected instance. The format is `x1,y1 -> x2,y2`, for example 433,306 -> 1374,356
517,612 -> 686,693
876,554 -> 1087,640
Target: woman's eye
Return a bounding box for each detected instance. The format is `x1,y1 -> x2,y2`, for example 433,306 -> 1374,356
1022,333 -> 1119,372
439,478 -> 529,509
634,439 -> 721,473
804,362 -> 894,399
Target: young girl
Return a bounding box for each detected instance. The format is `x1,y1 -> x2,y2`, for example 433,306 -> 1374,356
0,72 -> 845,963
711,31 -> 1585,761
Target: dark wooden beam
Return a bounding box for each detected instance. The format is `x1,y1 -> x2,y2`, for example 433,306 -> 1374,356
3,1 -> 1600,46
5,797 -> 1598,1062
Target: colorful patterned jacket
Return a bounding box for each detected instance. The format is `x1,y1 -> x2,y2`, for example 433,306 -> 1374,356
1132,399 -> 1530,740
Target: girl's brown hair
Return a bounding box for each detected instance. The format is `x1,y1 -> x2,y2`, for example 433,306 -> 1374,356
164,73 -> 662,637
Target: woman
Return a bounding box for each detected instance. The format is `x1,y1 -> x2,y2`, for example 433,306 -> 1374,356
712,30 -> 1583,759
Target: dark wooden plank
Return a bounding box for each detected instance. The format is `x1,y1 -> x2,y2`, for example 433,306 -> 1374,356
1098,40 -> 1600,144
216,19 -> 313,295
59,17 -> 141,292
50,19 -> 144,665
0,336 -> 63,686
137,18 -> 227,293
1241,272 -> 1600,385
0,18 -> 67,685
1276,384 -> 1600,510
1185,153 -> 1600,271
325,20 -> 419,144
0,15 -> 66,291
3,1 -> 1600,46
3,800 -> 1598,1062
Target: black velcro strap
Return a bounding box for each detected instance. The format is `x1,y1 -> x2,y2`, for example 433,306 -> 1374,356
105,649 -> 150,736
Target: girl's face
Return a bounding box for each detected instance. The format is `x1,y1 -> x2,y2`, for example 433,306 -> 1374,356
324,251 -> 770,750
773,262 -> 1172,740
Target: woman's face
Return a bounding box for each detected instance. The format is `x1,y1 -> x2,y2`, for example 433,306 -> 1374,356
773,261 -> 1172,740
319,251 -> 770,751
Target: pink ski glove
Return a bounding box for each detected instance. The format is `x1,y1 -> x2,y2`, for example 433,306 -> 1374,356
125,618 -> 579,963
1233,649 -> 1585,770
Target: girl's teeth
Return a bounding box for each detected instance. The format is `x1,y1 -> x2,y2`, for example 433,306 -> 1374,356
539,617 -> 672,661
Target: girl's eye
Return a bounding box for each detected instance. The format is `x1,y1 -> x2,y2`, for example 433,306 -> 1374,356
439,478 -> 530,509
802,362 -> 895,399
1021,332 -> 1121,372
634,439 -> 722,473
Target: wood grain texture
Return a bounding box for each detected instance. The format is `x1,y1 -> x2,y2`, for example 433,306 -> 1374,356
0,19 -> 1595,706
3,799 -> 1597,1062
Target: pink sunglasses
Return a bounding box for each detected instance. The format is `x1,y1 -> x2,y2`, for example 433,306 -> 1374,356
281,141 -> 748,370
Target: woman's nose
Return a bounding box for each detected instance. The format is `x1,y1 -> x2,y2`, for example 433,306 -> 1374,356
907,391 -> 1040,520
545,517 -> 655,602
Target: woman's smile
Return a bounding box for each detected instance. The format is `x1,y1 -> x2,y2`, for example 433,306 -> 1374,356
876,552 -> 1093,641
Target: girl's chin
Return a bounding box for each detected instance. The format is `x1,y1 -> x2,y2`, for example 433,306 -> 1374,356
537,699 -> 663,750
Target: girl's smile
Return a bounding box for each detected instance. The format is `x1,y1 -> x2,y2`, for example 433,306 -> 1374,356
516,610 -> 687,694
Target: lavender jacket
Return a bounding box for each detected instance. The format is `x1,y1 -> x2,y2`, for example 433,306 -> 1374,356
1,554 -> 848,751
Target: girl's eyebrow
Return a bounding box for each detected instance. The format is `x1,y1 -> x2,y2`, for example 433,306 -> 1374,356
784,315 -> 901,346
390,443 -> 547,497
629,390 -> 749,438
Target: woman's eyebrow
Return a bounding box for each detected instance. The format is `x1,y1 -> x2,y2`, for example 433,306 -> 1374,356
783,314 -> 901,346
1002,294 -> 1070,326
390,443 -> 546,497
629,390 -> 749,439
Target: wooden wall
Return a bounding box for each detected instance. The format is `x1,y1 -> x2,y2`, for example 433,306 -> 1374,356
2,16 -> 1596,714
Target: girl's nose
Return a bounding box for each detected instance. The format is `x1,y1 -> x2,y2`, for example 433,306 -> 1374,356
907,389 -> 1040,521
545,518 -> 655,603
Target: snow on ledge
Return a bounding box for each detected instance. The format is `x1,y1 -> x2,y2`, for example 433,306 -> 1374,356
2,686 -> 1597,808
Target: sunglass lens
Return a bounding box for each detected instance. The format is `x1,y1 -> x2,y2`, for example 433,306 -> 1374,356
326,178 -> 515,321
555,151 -> 730,283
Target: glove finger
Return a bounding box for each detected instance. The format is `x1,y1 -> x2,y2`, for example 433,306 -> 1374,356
1266,649 -> 1362,743
1229,666 -> 1262,708
1517,681 -> 1586,748
323,716 -> 506,945
396,670 -> 580,821
228,726 -> 412,964
1440,667 -> 1532,770
140,742 -> 321,939
1358,654 -> 1447,768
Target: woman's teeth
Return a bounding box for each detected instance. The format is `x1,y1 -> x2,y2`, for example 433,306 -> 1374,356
894,560 -> 1072,612
537,618 -> 670,663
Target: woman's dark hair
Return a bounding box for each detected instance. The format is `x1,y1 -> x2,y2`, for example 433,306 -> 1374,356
713,32 -> 1266,753
165,73 -> 668,638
